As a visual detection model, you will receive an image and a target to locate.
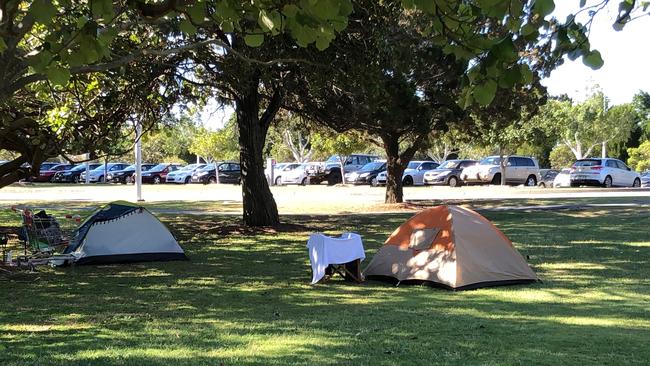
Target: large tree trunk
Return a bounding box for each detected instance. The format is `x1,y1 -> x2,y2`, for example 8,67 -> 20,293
383,135 -> 405,203
235,73 -> 280,227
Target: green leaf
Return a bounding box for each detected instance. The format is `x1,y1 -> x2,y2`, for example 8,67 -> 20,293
30,0 -> 57,24
179,19 -> 197,35
520,64 -> 534,84
0,38 -> 6,53
187,2 -> 206,24
473,79 -> 498,106
582,50 -> 604,69
533,0 -> 555,17
258,10 -> 275,31
46,65 -> 71,86
282,4 -> 300,17
244,34 -> 264,47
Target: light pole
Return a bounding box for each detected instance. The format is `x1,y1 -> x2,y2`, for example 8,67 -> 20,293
135,120 -> 143,202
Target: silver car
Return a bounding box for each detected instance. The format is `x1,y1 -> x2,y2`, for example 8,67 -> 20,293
461,156 -> 540,186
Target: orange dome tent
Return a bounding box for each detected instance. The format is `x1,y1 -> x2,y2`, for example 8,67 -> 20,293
363,205 -> 538,290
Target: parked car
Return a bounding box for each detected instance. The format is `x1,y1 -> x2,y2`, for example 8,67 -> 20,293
553,168 -> 571,188
537,169 -> 559,188
569,158 -> 641,188
641,171 -> 650,187
270,163 -> 290,185
461,156 -> 540,186
376,161 -> 439,186
166,164 -> 207,184
33,163 -> 75,182
280,163 -> 319,185
423,159 -> 478,187
80,163 -> 130,183
52,163 -> 102,183
308,154 -> 380,185
401,161 -> 440,186
344,161 -> 386,186
191,162 -> 241,184
136,163 -> 183,184
107,163 -> 156,184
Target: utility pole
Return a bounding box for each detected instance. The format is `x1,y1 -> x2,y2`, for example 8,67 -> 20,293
135,120 -> 143,202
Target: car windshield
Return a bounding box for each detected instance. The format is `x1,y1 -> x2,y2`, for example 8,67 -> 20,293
438,160 -> 459,169
407,162 -> 421,169
544,171 -> 559,178
90,165 -> 110,171
480,157 -> 501,165
574,159 -> 602,167
149,163 -> 168,171
180,164 -> 200,171
274,163 -> 288,169
642,171 -> 650,177
39,163 -> 58,171
326,156 -> 342,163
360,162 -> 384,171
70,165 -> 87,172
198,164 -> 215,171
284,164 -> 302,171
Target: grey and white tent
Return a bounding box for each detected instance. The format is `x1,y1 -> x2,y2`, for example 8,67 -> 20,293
64,201 -> 187,264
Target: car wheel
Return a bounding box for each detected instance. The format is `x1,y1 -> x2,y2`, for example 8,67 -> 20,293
73,176 -> 79,184
328,171 -> 341,186
185,176 -> 191,184
300,177 -> 308,186
525,175 -> 537,187
275,177 -> 282,186
491,173 -> 501,185
402,176 -> 413,186
208,176 -> 216,184
633,178 -> 641,188
539,182 -> 546,188
153,176 -> 161,184
125,176 -> 133,184
98,175 -> 105,183
370,177 -> 379,187
603,175 -> 613,188
447,176 -> 459,187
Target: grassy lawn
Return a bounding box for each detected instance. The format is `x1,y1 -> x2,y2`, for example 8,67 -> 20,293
1,204 -> 649,365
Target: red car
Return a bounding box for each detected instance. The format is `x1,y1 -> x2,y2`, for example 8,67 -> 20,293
33,163 -> 75,182
136,163 -> 183,184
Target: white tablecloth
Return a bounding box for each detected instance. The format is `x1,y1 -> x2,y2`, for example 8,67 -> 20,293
307,232 -> 365,284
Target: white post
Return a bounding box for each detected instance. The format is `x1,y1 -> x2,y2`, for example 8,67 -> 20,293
84,153 -> 90,184
601,142 -> 607,158
135,120 -> 143,202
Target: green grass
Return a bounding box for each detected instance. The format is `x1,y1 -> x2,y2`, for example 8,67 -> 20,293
1,205 -> 649,365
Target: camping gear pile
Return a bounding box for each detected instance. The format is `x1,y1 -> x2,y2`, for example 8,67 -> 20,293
307,205 -> 538,290
5,201 -> 186,268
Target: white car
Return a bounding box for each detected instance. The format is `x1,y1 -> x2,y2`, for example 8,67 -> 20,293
461,156 -> 540,186
377,161 -> 439,186
270,163 -> 290,185
279,163 -> 315,185
570,158 -> 641,188
166,164 -> 206,184
552,168 -> 571,188
79,163 -> 129,183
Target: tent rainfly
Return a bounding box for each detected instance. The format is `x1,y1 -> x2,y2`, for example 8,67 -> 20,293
63,201 -> 187,264
363,205 -> 538,290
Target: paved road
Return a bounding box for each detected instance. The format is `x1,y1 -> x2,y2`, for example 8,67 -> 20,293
2,182 -> 649,205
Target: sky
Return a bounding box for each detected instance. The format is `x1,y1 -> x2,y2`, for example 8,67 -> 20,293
542,1 -> 650,104
200,1 -> 650,130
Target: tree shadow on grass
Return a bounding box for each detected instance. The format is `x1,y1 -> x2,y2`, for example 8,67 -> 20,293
1,209 -> 649,365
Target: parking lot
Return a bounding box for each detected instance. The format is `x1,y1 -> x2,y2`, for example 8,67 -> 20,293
3,183 -> 650,214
